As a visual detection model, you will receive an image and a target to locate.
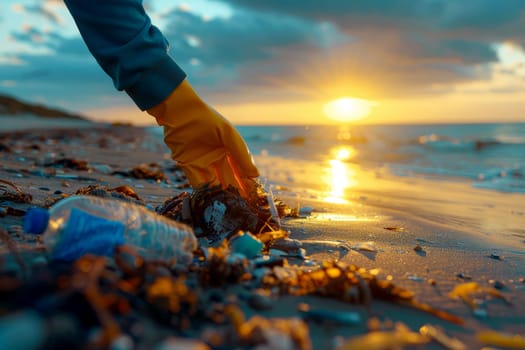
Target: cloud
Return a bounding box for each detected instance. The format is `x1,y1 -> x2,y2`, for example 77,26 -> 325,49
10,26 -> 47,45
3,0 -> 525,117
157,8 -> 348,97
23,4 -> 62,24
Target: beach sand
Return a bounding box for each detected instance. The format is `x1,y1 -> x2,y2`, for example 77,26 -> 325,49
1,123 -> 524,349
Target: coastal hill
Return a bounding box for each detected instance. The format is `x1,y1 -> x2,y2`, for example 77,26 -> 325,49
0,93 -> 87,121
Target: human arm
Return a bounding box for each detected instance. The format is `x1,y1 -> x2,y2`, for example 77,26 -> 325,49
64,0 -> 259,197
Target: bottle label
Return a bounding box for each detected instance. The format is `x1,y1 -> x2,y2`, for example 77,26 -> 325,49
52,207 -> 125,261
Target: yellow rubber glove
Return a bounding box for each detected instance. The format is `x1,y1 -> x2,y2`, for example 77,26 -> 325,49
147,79 -> 259,198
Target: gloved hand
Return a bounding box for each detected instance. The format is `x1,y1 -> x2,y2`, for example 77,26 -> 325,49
147,79 -> 259,198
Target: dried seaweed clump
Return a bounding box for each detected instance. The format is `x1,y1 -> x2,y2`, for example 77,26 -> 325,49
113,163 -> 168,182
0,179 -> 32,203
263,261 -> 464,325
196,241 -> 252,287
45,184 -> 145,207
157,184 -> 280,243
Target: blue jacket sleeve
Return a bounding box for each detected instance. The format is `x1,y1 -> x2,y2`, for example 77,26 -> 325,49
64,0 -> 186,110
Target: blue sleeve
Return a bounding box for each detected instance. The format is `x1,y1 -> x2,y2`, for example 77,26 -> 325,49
64,0 -> 187,110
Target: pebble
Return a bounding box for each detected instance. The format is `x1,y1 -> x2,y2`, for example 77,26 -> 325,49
489,252 -> 503,260
456,273 -> 472,280
489,280 -> 505,290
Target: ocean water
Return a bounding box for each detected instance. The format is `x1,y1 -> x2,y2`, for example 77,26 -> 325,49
236,123 -> 525,195
147,123 -> 525,195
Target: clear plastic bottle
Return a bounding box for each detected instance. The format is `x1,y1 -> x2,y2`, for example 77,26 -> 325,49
23,195 -> 197,265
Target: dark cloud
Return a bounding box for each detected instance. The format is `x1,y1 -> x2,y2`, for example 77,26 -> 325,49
214,0 -> 525,83
159,8 -> 347,92
153,2 -> 512,101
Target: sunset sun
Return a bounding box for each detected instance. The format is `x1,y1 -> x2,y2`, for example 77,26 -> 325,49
323,97 -> 376,122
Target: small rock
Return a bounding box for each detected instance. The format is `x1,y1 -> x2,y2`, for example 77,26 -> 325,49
489,280 -> 505,290
489,252 -> 503,260
456,273 -> 472,280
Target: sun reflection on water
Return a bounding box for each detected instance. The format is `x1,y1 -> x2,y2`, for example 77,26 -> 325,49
323,146 -> 357,204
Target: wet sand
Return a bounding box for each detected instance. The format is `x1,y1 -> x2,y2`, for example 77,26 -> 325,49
1,122 -> 524,349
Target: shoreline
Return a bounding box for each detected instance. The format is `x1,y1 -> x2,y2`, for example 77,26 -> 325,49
1,124 -> 524,349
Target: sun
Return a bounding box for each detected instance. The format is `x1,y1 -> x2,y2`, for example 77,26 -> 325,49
323,97 -> 376,122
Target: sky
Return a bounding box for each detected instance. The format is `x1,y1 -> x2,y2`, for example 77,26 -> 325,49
1,0 -> 525,125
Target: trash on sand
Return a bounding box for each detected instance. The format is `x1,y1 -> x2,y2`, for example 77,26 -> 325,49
476,330 -> 525,349
158,183 -> 282,244
23,195 -> 197,264
419,324 -> 467,350
297,303 -> 361,326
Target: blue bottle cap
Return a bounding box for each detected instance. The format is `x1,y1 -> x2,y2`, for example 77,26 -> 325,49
23,207 -> 50,235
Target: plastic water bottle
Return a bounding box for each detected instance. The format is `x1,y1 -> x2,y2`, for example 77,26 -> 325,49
23,195 -> 197,265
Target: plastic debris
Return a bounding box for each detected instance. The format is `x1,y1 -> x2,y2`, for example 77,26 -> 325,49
335,328 -> 429,350
419,324 -> 467,350
476,330 -> 525,349
297,303 -> 361,326
352,241 -> 378,252
228,231 -> 263,259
